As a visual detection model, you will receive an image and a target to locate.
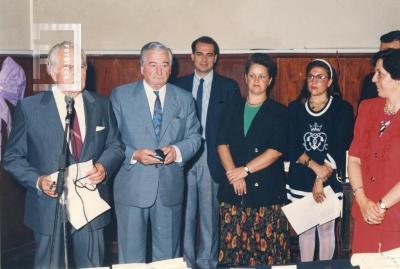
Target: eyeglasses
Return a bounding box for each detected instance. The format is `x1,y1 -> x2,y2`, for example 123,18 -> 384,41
74,174 -> 97,191
306,74 -> 329,82
247,73 -> 269,81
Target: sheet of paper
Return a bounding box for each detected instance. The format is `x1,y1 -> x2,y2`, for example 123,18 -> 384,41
351,247 -> 400,268
150,257 -> 189,269
272,265 -> 297,269
50,159 -> 111,230
282,186 -> 341,234
112,258 -> 190,269
81,267 -> 109,269
113,264 -> 151,269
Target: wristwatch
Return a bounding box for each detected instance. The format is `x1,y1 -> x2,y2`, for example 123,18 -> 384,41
379,199 -> 388,210
244,166 -> 252,175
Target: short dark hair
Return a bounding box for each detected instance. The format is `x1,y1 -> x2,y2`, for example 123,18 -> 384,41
245,53 -> 277,95
373,48 -> 400,80
191,36 -> 220,57
380,30 -> 400,43
297,59 -> 342,103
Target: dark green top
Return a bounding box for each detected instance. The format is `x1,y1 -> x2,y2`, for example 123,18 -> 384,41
244,103 -> 262,136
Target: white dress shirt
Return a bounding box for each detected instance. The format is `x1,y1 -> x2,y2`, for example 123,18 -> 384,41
52,86 -> 86,142
192,70 -> 213,139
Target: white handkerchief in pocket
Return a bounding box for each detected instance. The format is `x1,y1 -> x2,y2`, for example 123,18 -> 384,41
96,126 -> 105,132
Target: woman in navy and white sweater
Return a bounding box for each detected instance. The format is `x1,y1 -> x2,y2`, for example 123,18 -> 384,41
286,59 -> 354,262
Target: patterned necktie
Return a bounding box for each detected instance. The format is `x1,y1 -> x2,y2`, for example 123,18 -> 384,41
152,91 -> 162,141
196,78 -> 204,120
71,107 -> 83,161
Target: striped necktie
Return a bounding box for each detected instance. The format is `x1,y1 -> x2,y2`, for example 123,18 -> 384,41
152,91 -> 162,141
71,107 -> 83,160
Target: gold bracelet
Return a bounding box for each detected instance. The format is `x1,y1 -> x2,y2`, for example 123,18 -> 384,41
352,186 -> 364,196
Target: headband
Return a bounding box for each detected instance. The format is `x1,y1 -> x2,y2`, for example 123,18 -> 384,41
312,58 -> 333,79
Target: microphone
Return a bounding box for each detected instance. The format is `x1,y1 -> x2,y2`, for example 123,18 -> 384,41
64,95 -> 75,122
65,96 -> 74,116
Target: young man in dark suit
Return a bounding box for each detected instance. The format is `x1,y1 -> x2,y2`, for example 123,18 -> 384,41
174,36 -> 241,269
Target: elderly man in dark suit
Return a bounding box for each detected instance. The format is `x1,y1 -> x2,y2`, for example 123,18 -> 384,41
4,41 -> 124,268
111,42 -> 201,263
174,36 -> 241,269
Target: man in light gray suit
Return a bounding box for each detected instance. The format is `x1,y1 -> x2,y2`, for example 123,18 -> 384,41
111,42 -> 201,263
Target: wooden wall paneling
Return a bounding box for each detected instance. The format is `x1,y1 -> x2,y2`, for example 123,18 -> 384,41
215,55 -> 248,97
274,57 -> 313,106
340,57 -> 374,112
89,56 -> 142,96
172,55 -> 194,79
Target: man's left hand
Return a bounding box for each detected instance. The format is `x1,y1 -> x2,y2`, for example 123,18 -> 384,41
86,163 -> 106,184
161,146 -> 176,164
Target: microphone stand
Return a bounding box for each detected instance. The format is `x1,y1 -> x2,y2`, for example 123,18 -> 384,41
49,97 -> 74,269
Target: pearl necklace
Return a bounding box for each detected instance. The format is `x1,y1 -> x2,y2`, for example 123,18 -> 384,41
384,102 -> 399,116
308,97 -> 329,111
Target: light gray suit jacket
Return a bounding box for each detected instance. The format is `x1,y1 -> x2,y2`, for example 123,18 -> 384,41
3,90 -> 125,234
111,81 -> 201,208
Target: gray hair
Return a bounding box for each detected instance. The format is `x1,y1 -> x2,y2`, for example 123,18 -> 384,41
46,41 -> 87,76
139,42 -> 173,66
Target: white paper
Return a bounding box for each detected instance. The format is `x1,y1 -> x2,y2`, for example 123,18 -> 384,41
112,258 -> 190,269
81,267 -> 109,269
351,247 -> 400,268
272,266 -> 297,269
282,186 -> 341,234
50,160 -> 111,230
113,264 -> 150,269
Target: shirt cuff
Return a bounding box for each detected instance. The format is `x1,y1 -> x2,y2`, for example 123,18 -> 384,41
130,151 -> 138,165
36,177 -> 42,191
172,145 -> 182,163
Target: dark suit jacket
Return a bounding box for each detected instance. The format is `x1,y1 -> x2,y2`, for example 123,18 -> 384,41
217,98 -> 288,207
4,90 -> 125,234
174,72 -> 241,183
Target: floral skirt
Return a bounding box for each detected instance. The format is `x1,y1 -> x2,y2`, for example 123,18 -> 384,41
218,202 -> 291,267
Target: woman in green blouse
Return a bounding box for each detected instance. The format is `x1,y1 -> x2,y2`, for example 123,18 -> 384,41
216,53 -> 290,267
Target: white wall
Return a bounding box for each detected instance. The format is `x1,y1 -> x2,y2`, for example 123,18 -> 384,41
0,0 -> 31,51
1,0 -> 399,52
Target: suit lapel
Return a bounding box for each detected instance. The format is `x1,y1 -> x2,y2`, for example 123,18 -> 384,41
204,73 -> 221,134
80,91 -> 96,161
159,84 -> 178,142
134,81 -> 157,141
40,90 -> 65,143
40,90 -> 74,163
208,73 -> 221,106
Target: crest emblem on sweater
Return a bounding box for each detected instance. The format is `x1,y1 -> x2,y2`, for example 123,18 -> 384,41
303,123 -> 328,151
